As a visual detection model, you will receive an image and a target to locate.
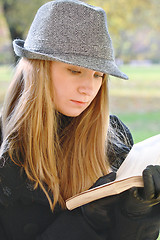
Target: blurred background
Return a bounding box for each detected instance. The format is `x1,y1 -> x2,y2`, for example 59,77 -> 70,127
0,0 -> 160,143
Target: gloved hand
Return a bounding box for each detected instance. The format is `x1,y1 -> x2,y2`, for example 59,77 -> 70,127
81,172 -> 118,234
121,165 -> 160,218
109,165 -> 160,240
81,165 -> 160,238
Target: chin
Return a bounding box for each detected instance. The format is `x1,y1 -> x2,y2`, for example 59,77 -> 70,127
57,105 -> 89,117
63,112 -> 82,117
59,109 -> 84,117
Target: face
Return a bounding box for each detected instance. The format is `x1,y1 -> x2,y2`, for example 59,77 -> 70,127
50,61 -> 104,117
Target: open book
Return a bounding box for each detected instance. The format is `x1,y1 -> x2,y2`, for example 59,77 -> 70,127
66,134 -> 160,210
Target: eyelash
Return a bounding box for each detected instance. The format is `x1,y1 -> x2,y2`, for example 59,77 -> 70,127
68,69 -> 103,78
68,69 -> 81,74
94,74 -> 103,79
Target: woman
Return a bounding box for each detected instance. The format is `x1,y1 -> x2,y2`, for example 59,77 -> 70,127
0,0 -> 160,239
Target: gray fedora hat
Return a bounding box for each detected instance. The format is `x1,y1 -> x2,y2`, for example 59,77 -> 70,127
13,0 -> 128,80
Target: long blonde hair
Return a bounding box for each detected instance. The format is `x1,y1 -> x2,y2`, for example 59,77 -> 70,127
1,58 -> 110,210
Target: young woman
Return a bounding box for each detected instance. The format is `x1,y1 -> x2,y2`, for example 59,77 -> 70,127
0,0 -> 160,239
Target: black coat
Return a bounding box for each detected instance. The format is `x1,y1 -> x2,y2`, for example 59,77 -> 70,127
0,115 -> 159,240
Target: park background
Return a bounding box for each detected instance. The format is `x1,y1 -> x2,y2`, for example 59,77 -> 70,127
0,0 -> 160,238
0,0 -> 160,142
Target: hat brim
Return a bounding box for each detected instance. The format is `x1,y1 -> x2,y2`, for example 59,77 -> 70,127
13,39 -> 128,80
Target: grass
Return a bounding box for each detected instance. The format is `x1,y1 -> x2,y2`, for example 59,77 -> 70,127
120,65 -> 160,81
109,64 -> 160,98
0,64 -> 13,82
116,111 -> 160,143
108,64 -> 160,143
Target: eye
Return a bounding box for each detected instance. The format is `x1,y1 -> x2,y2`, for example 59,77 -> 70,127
68,69 -> 81,74
94,73 -> 104,79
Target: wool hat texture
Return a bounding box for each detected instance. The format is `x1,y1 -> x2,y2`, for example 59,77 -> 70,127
13,0 -> 128,80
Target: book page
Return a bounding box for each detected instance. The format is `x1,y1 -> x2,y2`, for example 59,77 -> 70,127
116,134 -> 160,181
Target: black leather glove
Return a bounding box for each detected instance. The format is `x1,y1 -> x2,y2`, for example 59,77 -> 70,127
81,166 -> 160,239
81,172 -> 118,234
122,165 -> 160,218
108,165 -> 160,240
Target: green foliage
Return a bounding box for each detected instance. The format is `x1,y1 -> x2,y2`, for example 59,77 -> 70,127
0,0 -> 49,62
86,0 -> 151,34
1,0 -> 48,39
0,5 -> 10,44
86,0 -> 160,62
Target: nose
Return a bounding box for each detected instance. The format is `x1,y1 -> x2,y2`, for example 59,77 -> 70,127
78,77 -> 94,96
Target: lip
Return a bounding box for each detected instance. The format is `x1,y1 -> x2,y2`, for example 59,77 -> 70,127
70,100 -> 88,106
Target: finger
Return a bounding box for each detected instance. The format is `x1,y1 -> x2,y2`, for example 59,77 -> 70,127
130,187 -> 138,197
129,187 -> 143,200
150,165 -> 160,197
143,166 -> 155,200
91,172 -> 116,188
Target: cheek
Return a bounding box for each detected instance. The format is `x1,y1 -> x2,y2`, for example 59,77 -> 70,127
51,75 -> 65,99
94,81 -> 102,97
52,80 -> 72,106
